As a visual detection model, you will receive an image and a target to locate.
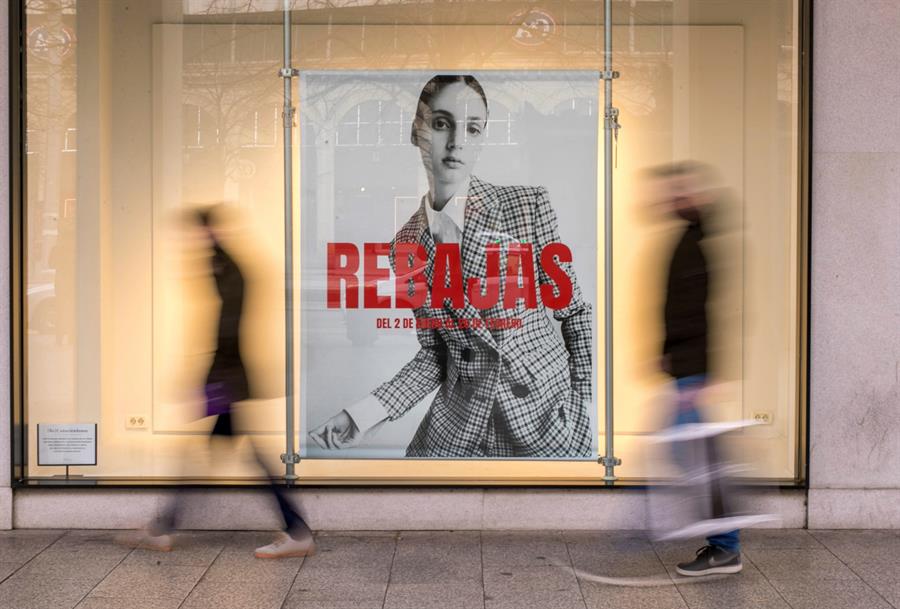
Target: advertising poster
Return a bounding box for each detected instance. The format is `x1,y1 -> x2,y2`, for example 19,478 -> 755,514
300,71 -> 599,460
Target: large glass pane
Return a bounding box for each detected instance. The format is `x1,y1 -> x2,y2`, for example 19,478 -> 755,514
21,0 -> 803,483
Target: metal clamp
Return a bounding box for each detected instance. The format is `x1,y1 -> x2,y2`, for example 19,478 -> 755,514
599,455 -> 622,467
279,67 -> 300,78
599,70 -> 620,80
280,452 -> 301,465
605,106 -> 621,131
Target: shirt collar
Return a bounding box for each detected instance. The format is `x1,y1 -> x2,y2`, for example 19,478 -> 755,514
425,176 -> 470,234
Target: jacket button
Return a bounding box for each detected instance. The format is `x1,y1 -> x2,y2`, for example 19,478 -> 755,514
464,386 -> 476,400
462,348 -> 472,362
487,350 -> 499,362
511,384 -> 529,398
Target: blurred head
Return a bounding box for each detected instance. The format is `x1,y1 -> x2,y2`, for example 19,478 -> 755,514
652,161 -> 716,223
411,75 -> 489,200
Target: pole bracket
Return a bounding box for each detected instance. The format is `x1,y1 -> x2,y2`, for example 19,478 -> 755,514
599,455 -> 622,467
280,452 -> 301,465
279,67 -> 300,78
600,70 -> 620,80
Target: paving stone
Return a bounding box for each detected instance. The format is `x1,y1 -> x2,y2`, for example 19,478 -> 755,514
673,566 -> 790,609
288,566 -> 389,604
482,531 -> 570,568
0,562 -> 22,582
580,583 -> 687,609
384,579 -> 485,609
564,531 -> 654,555
181,579 -> 293,609
772,580 -> 894,609
0,530 -> 66,563
743,548 -> 860,582
0,573 -> 97,609
75,597 -> 184,609
484,565 -> 586,609
740,529 -> 825,551
89,564 -> 207,600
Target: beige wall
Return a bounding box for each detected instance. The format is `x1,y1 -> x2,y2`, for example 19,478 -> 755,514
809,0 -> 900,527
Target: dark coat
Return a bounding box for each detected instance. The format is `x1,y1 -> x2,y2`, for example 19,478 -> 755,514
205,240 -> 250,416
663,218 -> 709,379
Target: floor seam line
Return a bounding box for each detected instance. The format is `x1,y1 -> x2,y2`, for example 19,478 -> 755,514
742,549 -> 797,609
564,533 -> 590,609
380,530 -> 400,609
817,539 -> 898,609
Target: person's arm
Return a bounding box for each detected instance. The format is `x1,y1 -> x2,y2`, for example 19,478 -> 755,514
533,187 -> 593,404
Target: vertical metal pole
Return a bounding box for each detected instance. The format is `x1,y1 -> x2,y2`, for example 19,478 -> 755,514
280,0 -> 300,480
600,0 -> 621,482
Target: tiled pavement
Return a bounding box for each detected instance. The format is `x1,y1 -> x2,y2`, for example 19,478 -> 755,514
0,529 -> 898,609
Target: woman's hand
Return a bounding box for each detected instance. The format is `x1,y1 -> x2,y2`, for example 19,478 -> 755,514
308,410 -> 361,449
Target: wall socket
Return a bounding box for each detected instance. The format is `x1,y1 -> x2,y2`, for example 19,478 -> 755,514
752,411 -> 773,425
126,415 -> 148,429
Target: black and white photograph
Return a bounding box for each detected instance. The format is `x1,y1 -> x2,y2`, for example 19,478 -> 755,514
299,71 -> 600,460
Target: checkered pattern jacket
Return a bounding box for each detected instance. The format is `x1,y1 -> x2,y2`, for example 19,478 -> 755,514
371,176 -> 593,458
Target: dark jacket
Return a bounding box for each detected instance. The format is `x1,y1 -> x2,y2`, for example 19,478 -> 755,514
205,240 -> 250,415
663,217 -> 709,379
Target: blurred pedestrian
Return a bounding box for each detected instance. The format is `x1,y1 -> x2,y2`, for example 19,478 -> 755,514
119,204 -> 314,559
654,162 -> 742,577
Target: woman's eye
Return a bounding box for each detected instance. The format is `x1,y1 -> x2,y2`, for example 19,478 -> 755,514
432,117 -> 451,130
467,124 -> 483,136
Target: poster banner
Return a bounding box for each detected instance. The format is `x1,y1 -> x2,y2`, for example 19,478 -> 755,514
300,71 -> 599,460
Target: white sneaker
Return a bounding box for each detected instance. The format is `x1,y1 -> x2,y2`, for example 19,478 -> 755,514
254,532 -> 316,559
115,529 -> 174,552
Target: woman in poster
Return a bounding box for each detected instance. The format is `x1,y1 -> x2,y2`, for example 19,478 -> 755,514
310,74 -> 593,458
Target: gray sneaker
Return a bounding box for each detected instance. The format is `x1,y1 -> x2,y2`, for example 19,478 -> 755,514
676,545 -> 742,577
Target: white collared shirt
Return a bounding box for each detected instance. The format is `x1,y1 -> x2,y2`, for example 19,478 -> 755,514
424,177 -> 470,244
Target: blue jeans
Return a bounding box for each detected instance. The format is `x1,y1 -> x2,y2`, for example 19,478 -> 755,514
674,375 -> 740,554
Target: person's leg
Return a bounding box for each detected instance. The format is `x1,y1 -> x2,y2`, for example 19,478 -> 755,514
708,530 -> 740,553
244,437 -> 315,558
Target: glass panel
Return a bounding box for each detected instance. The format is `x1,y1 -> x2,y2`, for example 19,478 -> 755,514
21,0 -> 803,483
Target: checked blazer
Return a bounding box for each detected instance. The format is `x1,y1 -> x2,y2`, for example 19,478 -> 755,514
371,176 -> 594,458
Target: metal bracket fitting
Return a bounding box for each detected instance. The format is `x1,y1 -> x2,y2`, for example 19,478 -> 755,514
279,67 -> 300,78
605,106 -> 621,130
280,452 -> 301,465
599,70 -> 620,80
599,455 -> 622,467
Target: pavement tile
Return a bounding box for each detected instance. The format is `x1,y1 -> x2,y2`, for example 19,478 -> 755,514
0,530 -> 66,563
580,583 -> 687,609
743,548 -> 860,582
740,529 -> 825,551
564,531 -> 654,554
204,550 -> 304,582
288,566 -> 389,603
570,546 -> 669,580
484,565 -> 585,609
0,562 -> 22,582
181,579 -> 293,609
13,551 -> 123,581
384,579 -> 485,609
303,533 -> 396,570
482,531 -> 570,568
672,567 -> 790,609
75,597 -> 184,609
284,603 -> 384,609
89,564 -> 207,600
865,581 -> 900,608
772,580 -> 894,609
122,535 -> 224,568
0,573 -> 97,609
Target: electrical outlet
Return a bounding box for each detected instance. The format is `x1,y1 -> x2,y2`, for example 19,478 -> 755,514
752,411 -> 773,425
126,415 -> 148,429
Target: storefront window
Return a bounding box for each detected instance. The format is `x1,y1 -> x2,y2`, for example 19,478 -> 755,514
17,0 -> 806,483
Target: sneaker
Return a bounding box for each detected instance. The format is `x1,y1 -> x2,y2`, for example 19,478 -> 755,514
676,545 -> 742,577
114,529 -> 174,552
254,532 -> 316,559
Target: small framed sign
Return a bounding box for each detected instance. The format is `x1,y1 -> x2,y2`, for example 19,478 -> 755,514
37,424 -> 98,466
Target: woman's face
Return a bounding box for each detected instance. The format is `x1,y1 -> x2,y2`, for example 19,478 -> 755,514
414,82 -> 487,190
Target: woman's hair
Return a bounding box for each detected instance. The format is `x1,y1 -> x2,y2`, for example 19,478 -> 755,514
410,74 -> 489,146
